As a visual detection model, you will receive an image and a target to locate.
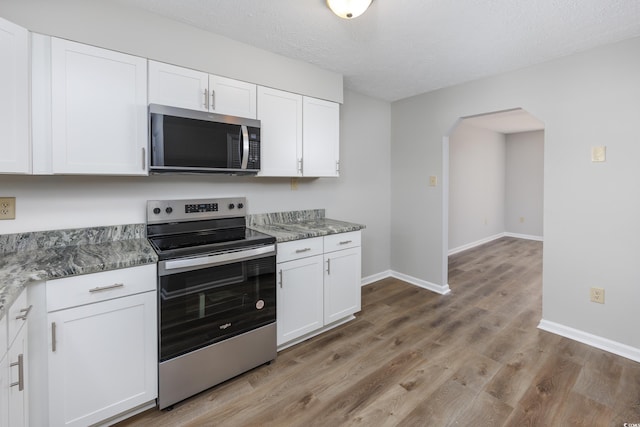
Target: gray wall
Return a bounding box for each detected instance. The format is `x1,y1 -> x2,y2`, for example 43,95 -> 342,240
505,130 -> 544,237
448,122 -> 506,251
392,36 -> 640,349
0,0 -> 342,102
449,126 -> 544,252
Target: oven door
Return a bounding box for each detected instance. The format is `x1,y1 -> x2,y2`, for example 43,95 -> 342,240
158,245 -> 276,362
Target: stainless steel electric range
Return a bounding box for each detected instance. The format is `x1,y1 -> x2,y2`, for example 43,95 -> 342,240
146,197 -> 277,409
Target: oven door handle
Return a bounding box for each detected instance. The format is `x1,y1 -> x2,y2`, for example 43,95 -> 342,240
163,244 -> 276,271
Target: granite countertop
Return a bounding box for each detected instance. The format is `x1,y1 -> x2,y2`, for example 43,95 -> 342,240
0,224 -> 157,322
248,209 -> 365,242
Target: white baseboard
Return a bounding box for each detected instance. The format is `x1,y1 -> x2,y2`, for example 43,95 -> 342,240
360,270 -> 450,295
361,270 -> 392,287
448,233 -> 505,255
504,232 -> 544,241
390,271 -> 451,295
538,319 -> 640,363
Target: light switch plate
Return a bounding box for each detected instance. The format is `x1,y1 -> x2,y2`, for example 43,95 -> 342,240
591,146 -> 606,162
0,197 -> 16,220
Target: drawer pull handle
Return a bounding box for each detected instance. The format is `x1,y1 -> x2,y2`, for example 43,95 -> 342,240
279,270 -> 283,288
10,354 -> 24,391
15,305 -> 33,321
295,248 -> 312,253
327,258 -> 331,275
339,240 -> 353,245
89,283 -> 124,293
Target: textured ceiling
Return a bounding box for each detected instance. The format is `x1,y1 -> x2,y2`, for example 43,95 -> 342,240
116,0 -> 640,102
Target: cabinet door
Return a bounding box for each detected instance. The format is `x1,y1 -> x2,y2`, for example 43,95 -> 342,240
257,87 -> 302,177
51,39 -> 148,175
302,97 -> 340,177
324,247 -> 362,324
0,353 -> 8,427
7,325 -> 27,427
48,291 -> 157,427
209,75 -> 257,118
277,255 -> 324,346
0,18 -> 29,174
148,60 -> 209,111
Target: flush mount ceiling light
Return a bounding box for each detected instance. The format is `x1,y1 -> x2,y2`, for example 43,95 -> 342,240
326,0 -> 373,19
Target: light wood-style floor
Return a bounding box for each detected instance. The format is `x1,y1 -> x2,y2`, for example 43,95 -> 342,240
117,237 -> 640,426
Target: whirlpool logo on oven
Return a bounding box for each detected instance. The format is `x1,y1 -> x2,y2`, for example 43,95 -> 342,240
219,323 -> 232,330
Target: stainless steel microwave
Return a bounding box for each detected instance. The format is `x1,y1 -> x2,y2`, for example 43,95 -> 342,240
148,104 -> 261,174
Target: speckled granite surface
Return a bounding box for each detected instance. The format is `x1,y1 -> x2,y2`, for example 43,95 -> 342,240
0,224 -> 157,322
248,210 -> 365,242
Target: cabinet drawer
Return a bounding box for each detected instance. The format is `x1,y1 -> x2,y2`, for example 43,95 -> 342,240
7,289 -> 29,347
323,231 -> 361,253
277,237 -> 323,263
46,264 -> 156,312
0,314 -> 6,356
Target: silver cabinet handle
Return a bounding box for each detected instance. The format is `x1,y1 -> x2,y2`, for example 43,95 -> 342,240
211,89 -> 215,110
204,88 -> 209,109
142,147 -> 146,171
51,322 -> 57,352
279,270 -> 283,288
295,248 -> 312,253
15,305 -> 33,321
327,258 -> 331,275
339,240 -> 353,245
89,283 -> 124,293
297,158 -> 303,175
10,354 -> 24,391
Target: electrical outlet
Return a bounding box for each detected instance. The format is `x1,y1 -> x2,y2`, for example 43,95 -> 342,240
590,287 -> 605,304
0,197 -> 16,220
428,176 -> 437,187
290,178 -> 299,191
591,146 -> 606,162
519,216 -> 525,223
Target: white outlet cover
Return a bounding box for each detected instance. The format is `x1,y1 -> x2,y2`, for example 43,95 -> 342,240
591,146 -> 606,162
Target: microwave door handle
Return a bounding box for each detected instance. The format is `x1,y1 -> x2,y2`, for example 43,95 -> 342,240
241,125 -> 249,169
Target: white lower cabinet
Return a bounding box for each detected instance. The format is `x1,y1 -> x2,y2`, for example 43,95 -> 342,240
46,264 -> 157,427
277,254 -> 324,345
8,326 -> 28,427
276,231 -> 361,347
324,247 -> 362,324
0,288 -> 31,427
0,351 -> 7,427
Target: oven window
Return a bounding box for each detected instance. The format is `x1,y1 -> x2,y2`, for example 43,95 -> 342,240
159,256 -> 276,362
159,115 -> 242,169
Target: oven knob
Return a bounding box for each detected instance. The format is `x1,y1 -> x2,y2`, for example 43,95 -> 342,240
228,203 -> 235,210
237,203 -> 244,209
165,207 -> 173,214
153,207 -> 161,215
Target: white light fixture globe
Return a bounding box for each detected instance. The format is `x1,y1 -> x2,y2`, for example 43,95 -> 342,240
327,0 -> 373,19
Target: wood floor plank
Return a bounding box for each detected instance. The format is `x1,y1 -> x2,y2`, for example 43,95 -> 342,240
117,237 -> 640,427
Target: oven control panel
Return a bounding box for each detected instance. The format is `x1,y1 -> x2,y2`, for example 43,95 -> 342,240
147,197 -> 247,224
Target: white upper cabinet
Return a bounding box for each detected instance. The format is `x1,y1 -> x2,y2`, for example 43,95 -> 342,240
302,97 -> 340,177
209,75 -> 257,118
257,86 -> 303,177
50,38 -> 148,175
148,61 -> 208,111
0,18 -> 30,174
148,60 -> 257,118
